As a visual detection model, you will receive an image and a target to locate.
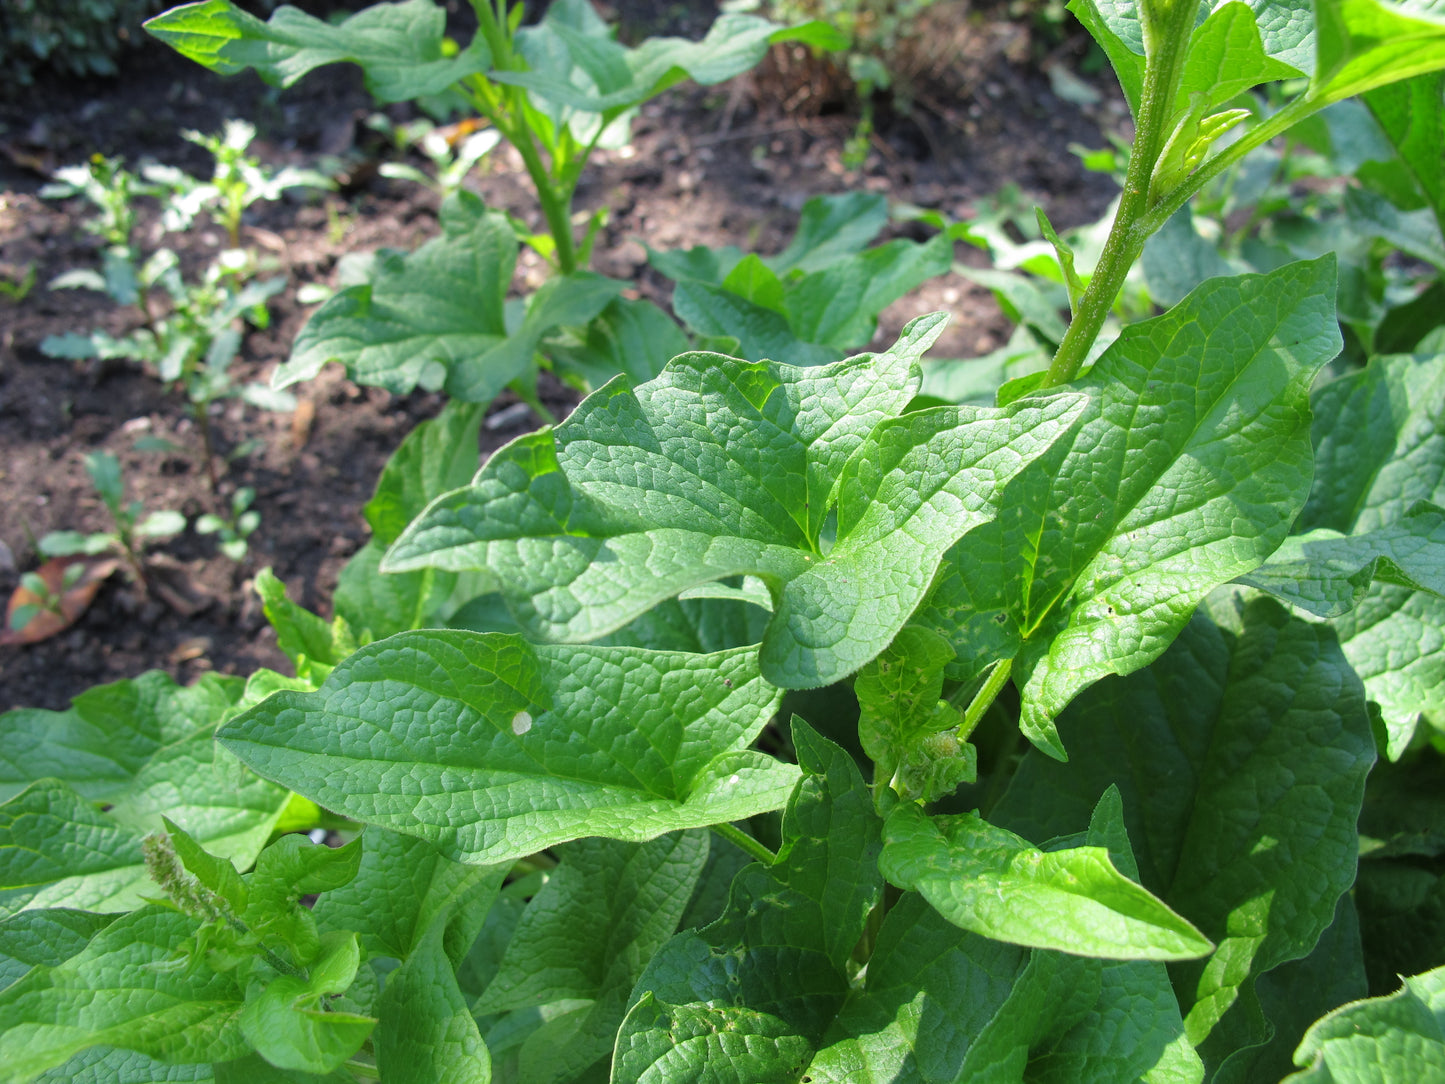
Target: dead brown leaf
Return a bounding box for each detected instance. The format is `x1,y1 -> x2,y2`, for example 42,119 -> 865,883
0,555 -> 120,645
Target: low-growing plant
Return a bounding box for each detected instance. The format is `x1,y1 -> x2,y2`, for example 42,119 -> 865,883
367,111 -> 503,200
0,0 -> 163,86
37,449 -> 185,589
4,0 -> 1445,1081
144,0 -> 844,411
144,118 -> 333,247
196,484 -> 260,561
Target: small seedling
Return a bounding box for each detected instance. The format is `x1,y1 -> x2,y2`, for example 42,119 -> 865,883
7,567 -> 80,632
197,486 -> 260,561
40,152 -> 158,248
39,450 -> 185,589
370,113 -> 502,199
0,262 -> 35,302
145,119 -> 333,247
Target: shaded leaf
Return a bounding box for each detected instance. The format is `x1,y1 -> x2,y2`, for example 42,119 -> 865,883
914,258 -> 1340,757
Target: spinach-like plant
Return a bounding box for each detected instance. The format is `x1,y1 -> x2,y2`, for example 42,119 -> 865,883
144,0 -> 844,411
37,449 -> 186,590
5,0 -> 1445,1081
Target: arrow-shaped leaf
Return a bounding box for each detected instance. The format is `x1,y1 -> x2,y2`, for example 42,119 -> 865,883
384,315 -> 1084,689
219,633 -> 797,865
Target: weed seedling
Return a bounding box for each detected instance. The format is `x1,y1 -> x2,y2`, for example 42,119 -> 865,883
196,486 -> 260,561
39,450 -> 185,591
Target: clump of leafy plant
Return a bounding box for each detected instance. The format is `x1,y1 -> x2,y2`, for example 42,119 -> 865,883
144,0 -> 844,411
145,118 -> 333,247
196,485 -> 260,561
3,0 -> 1445,1080
35,449 -> 184,592
41,138 -> 299,507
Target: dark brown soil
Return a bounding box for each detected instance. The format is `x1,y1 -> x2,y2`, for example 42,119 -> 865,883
0,0 -> 1123,712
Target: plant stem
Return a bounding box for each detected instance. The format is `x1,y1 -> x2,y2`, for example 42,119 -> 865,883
959,656 -> 1013,741
1042,0 -> 1201,388
193,399 -> 222,495
711,822 -> 778,866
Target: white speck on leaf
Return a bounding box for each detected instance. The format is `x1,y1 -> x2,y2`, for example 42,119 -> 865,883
511,711 -> 533,735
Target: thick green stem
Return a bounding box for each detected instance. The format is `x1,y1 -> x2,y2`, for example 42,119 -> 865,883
712,822 -> 778,866
1043,0 -> 1202,388
959,656 -> 1013,741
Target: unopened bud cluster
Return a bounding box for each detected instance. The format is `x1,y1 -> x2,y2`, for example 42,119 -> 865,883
142,831 -> 236,926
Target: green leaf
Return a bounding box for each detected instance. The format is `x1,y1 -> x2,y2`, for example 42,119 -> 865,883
914,257 -> 1340,757
612,719 -> 884,1083
1298,352 -> 1445,755
38,1047 -> 214,1083
1284,965 -> 1445,1081
1365,71 -> 1445,229
219,634 -> 797,865
854,625 -> 974,804
384,316 -> 1084,689
277,193 -> 508,393
1142,206 -> 1240,308
374,921 -> 490,1084
809,794 -> 1202,1082
213,1053 -> 347,1083
1238,501 -> 1445,616
879,801 -> 1210,961
767,192 -> 890,277
1067,0 -> 1146,114
364,399 -> 486,546
1213,896 -> 1368,1084
548,297 -> 689,391
278,193 -> 618,401
0,675 -> 288,921
669,232 -> 953,362
669,283 -> 837,365
1312,0 -> 1445,107
490,4 -> 844,117
0,909 -> 116,990
0,907 -> 247,1082
144,0 -> 492,103
240,932 -> 375,1075
0,670 -> 242,804
313,828 -> 505,966
476,833 -> 707,1084
1177,2 -> 1303,113
993,594 -> 1376,1063
254,570 -> 357,683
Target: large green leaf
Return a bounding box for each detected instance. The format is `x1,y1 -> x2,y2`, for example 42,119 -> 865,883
1312,0 -> 1445,107
0,671 -> 241,804
1297,352 -> 1445,754
37,1047 -> 214,1083
879,801 -> 1210,961
0,907 -> 247,1083
808,791 -> 1203,1082
1177,2 -> 1303,113
219,634 -> 797,865
1237,501 -> 1445,616
0,673 -> 289,920
489,0 -> 843,117
1284,965 -> 1445,1081
313,828 -> 506,965
1365,72 -> 1445,229
364,399 -> 487,547
914,257 -> 1340,757
662,211 -> 954,362
374,921 -> 491,1084
276,193 -> 620,400
474,833 -> 707,1084
611,719 -> 883,1083
384,316 -> 1084,688
144,0 -> 491,102
993,594 -> 1376,1065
